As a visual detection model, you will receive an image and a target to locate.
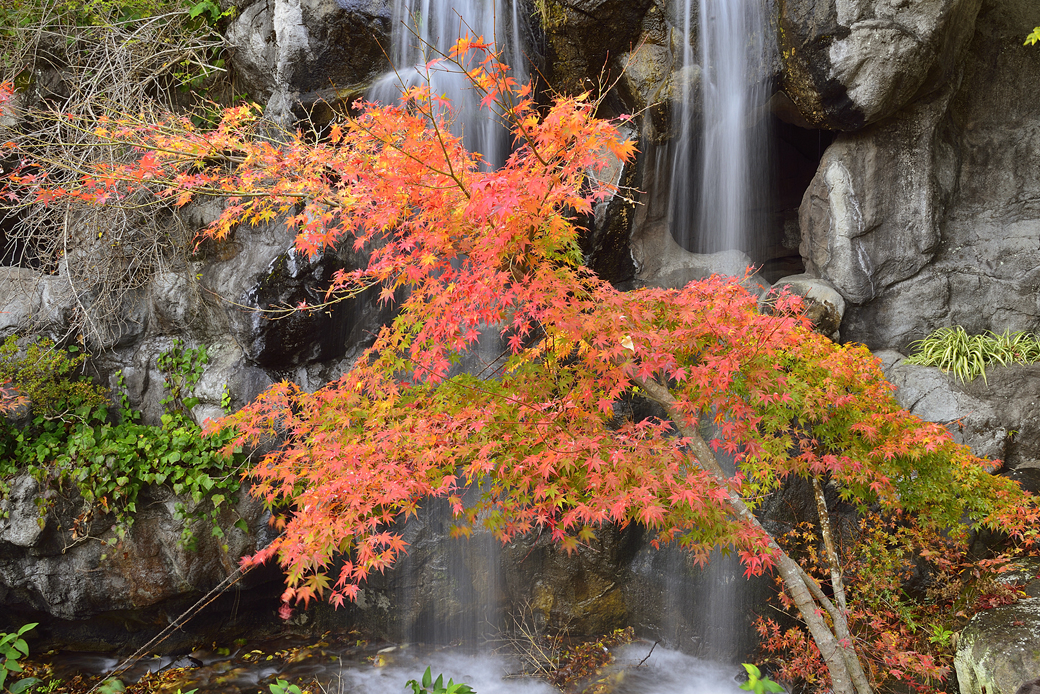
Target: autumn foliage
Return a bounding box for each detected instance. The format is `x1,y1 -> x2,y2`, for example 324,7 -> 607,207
1,40 -> 1037,694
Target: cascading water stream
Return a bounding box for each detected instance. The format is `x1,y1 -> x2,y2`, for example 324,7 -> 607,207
670,0 -> 770,255
368,0 -> 528,170
367,1 -> 528,645
660,0 -> 772,657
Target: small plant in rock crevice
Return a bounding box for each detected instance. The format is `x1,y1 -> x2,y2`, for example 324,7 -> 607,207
0,336 -> 108,419
0,338 -> 246,549
904,326 -> 1040,383
157,339 -> 209,423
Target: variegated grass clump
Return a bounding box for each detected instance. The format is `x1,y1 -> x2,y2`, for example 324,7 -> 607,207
905,326 -> 1040,382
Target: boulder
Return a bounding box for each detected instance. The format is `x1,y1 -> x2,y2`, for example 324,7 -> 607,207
798,86 -> 955,309
0,268 -> 77,342
631,223 -> 761,293
879,353 -> 1040,480
804,0 -> 1040,350
778,0 -> 983,130
955,599 -> 1040,694
764,274 -> 846,339
538,0 -> 656,96
227,0 -> 390,122
0,476 -> 44,549
616,4 -> 695,140
0,268 -> 44,338
878,351 -> 1008,462
0,476 -> 275,650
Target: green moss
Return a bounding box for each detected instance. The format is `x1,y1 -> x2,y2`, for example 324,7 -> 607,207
533,0 -> 566,32
0,336 -> 108,418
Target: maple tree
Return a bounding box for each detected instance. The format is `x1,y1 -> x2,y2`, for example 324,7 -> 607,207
1,40 -> 1037,694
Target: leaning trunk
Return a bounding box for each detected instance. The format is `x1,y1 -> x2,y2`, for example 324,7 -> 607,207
636,377 -> 874,694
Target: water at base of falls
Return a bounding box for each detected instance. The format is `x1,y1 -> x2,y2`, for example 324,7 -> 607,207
44,637 -> 747,693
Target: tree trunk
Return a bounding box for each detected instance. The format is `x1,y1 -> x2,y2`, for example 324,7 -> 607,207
636,377 -> 874,694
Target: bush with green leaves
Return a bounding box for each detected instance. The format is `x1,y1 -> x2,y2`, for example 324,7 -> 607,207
739,664 -> 784,694
0,340 -> 246,548
1027,27 -> 1040,46
406,668 -> 474,694
904,326 -> 1040,382
269,680 -> 304,694
0,623 -> 40,694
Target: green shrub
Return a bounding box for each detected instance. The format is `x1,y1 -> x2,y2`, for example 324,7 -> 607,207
905,326 -> 1040,383
739,664 -> 783,694
0,341 -> 247,548
406,667 -> 474,694
269,680 -> 304,694
1026,26 -> 1040,46
0,623 -> 40,694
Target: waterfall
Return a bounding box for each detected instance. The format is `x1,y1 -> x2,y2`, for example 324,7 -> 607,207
670,0 -> 770,255
368,2 -> 528,644
368,0 -> 528,170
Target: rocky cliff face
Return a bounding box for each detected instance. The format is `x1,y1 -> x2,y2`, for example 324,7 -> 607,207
804,0 -> 1040,352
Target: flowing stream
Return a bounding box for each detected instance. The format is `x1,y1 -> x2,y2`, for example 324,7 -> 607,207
45,638 -> 747,693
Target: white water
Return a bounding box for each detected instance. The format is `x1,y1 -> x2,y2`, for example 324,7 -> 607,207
58,640 -> 745,693
670,0 -> 771,254
368,0 -> 528,169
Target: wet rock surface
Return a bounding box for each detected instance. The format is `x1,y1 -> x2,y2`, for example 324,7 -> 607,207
538,0 -> 656,96
804,0 -> 1040,350
0,476 -> 280,651
227,0 -> 390,121
956,597 -> 1040,694
879,354 -> 1040,489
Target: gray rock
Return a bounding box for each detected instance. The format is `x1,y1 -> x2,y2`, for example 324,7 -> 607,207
0,482 -> 268,623
0,268 -> 43,338
778,0 -> 983,129
807,0 -> 1040,350
798,86 -> 954,308
0,477 -> 43,548
631,217 -> 758,291
227,0 -> 390,122
540,0 -> 656,96
617,5 -> 695,138
880,351 -> 1007,461
0,269 -> 79,341
880,354 -> 1040,479
955,598 -> 1040,694
765,274 -> 846,339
